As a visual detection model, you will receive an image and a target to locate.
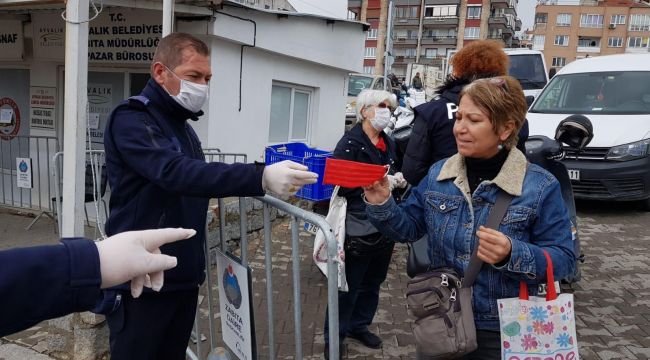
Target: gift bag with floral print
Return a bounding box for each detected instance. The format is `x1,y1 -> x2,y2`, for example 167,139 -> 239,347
498,251 -> 579,360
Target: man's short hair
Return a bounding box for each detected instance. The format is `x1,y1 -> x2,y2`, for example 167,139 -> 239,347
151,33 -> 209,75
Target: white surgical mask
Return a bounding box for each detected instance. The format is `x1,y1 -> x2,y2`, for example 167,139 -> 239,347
370,107 -> 392,131
163,65 -> 209,113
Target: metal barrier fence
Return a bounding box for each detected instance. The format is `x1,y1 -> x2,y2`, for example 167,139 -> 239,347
186,151 -> 340,359
0,135 -> 59,229
52,150 -> 108,235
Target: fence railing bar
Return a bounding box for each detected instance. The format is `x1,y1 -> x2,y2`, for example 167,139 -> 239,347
239,198 -> 248,267
263,203 -> 276,360
291,215 -> 303,359
203,224 -> 217,353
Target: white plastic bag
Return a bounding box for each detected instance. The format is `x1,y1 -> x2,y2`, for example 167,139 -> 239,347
312,186 -> 348,292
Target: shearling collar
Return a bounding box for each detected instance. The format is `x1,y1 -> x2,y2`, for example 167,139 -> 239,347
437,148 -> 528,196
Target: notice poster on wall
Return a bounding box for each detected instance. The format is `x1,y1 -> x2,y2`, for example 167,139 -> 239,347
215,249 -> 256,360
30,87 -> 56,130
16,157 -> 32,188
87,84 -> 113,145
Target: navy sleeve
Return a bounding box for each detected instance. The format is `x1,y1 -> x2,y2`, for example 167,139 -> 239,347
402,113 -> 432,186
0,239 -> 102,337
110,109 -> 265,198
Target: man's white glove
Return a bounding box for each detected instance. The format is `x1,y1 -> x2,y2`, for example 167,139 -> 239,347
262,160 -> 318,197
96,228 -> 196,298
387,172 -> 408,191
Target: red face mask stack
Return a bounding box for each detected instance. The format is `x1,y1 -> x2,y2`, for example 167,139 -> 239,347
323,158 -> 388,188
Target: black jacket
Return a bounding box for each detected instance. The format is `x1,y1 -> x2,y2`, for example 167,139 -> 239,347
333,123 -> 401,214
104,79 -> 265,291
402,77 -> 529,186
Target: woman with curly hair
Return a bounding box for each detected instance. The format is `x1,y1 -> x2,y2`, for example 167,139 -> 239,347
402,40 -> 529,186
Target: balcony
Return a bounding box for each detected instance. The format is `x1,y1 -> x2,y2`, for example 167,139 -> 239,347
423,16 -> 459,26
394,17 -> 420,26
534,22 -> 547,31
348,0 -> 361,7
625,47 -> 649,54
421,36 -> 457,46
489,16 -> 508,27
491,0 -> 509,8
515,18 -> 522,31
577,46 -> 601,53
393,37 -> 418,46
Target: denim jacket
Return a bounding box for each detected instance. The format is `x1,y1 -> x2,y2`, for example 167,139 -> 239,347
367,148 -> 576,331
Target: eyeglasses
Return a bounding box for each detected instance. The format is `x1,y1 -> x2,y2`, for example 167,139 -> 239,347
375,102 -> 394,111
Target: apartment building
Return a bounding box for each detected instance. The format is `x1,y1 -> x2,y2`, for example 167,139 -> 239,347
230,0 -> 295,11
533,0 -> 650,72
349,0 -> 521,77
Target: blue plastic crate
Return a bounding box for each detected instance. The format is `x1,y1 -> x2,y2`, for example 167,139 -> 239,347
265,143 -> 333,201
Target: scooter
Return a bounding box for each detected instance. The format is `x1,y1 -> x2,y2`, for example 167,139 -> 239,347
525,114 -> 594,286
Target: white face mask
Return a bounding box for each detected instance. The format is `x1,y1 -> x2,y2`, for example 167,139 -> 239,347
370,107 -> 392,131
163,65 -> 209,113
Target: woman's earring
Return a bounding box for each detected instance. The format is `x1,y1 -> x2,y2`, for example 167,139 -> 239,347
497,143 -> 504,150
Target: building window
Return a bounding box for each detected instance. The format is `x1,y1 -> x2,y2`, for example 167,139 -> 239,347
554,35 -> 569,46
608,37 -> 623,47
396,6 -> 418,19
464,27 -> 480,39
467,6 -> 481,19
405,48 -> 417,57
580,14 -> 603,28
551,57 -> 566,67
363,66 -> 374,74
425,48 -> 438,58
424,5 -> 457,18
629,14 -> 650,32
364,47 -> 376,58
533,35 -> 545,49
628,36 -> 648,48
556,13 -> 571,26
366,28 -> 378,39
268,84 -> 312,143
535,12 -> 548,24
610,14 -> 626,25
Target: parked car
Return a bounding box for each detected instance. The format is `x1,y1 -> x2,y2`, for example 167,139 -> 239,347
346,73 -> 387,129
527,53 -> 650,210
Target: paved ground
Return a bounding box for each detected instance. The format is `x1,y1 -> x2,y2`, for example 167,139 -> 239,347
2,199 -> 650,359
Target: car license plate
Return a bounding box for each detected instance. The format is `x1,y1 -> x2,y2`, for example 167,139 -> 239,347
567,169 -> 580,181
303,221 -> 318,235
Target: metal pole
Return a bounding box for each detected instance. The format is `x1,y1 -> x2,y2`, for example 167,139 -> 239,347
415,0 -> 425,63
162,0 -> 174,36
263,204 -> 276,359
383,0 -> 394,89
239,198 -> 248,266
62,0 -> 89,237
291,217 -> 303,358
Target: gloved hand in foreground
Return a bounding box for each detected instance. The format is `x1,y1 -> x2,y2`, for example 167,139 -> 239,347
387,172 -> 408,191
96,228 -> 196,298
262,160 -> 318,197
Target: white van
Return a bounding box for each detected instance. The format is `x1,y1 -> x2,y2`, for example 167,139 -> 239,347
527,53 -> 650,210
503,49 -> 549,99
445,48 -> 548,99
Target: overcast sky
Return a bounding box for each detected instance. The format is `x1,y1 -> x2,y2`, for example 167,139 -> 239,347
518,0 -> 537,32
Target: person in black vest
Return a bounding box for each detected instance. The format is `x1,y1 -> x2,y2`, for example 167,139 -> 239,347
103,33 -> 318,360
402,40 -> 529,186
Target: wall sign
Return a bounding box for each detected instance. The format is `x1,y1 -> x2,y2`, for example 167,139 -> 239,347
30,87 -> 57,131
32,9 -> 162,64
0,20 -> 24,60
87,83 -> 113,144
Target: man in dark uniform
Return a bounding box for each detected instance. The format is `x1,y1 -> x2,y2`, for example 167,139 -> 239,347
0,228 -> 194,337
104,33 -> 317,359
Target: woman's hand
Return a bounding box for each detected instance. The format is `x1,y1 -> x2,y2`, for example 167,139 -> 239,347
476,226 -> 512,265
363,177 -> 391,205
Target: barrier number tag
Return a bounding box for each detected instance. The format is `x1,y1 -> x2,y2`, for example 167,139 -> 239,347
303,221 -> 318,235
